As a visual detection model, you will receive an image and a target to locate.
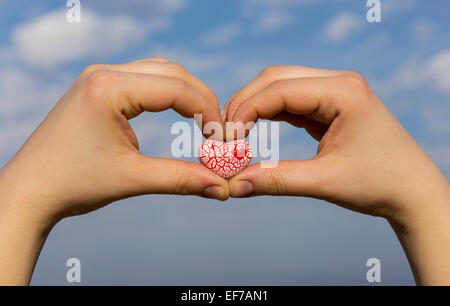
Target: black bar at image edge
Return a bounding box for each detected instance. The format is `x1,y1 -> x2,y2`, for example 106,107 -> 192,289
0,285 -> 446,304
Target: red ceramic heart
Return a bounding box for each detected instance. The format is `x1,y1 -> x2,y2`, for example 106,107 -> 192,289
199,139 -> 253,179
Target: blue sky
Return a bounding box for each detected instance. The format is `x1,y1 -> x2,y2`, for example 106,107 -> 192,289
0,0 -> 449,285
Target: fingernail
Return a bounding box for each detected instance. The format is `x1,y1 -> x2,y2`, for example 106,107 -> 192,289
231,180 -> 254,197
203,186 -> 226,200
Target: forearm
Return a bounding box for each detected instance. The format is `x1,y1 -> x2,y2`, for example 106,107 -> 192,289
390,178 -> 450,285
0,208 -> 49,285
0,163 -> 53,285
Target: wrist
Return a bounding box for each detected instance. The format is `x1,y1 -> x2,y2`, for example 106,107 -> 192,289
388,179 -> 450,285
0,159 -> 59,236
0,168 -> 54,285
387,156 -> 450,231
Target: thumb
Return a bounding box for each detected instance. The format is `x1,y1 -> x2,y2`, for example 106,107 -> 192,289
229,160 -> 328,199
125,154 -> 229,201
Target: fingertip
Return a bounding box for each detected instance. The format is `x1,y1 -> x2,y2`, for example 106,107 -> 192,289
229,179 -> 254,198
228,164 -> 261,197
203,185 -> 229,201
194,163 -> 230,199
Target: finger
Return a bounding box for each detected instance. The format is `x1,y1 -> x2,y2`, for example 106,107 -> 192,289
116,61 -> 220,112
221,89 -> 240,121
228,160 -> 329,199
270,111 -> 304,128
125,154 -> 229,200
132,56 -> 170,63
226,66 -> 350,122
229,76 -> 361,137
86,61 -> 220,112
91,70 -> 223,136
271,112 -> 329,141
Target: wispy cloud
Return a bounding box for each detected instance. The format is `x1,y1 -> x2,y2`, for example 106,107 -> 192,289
7,9 -> 166,68
321,11 -> 364,42
253,9 -> 294,34
0,67 -> 69,117
201,22 -> 243,47
375,50 -> 450,96
425,51 -> 450,94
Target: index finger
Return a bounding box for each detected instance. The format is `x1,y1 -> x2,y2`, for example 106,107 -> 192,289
89,70 -> 223,136
108,61 -> 221,112
225,66 -> 351,122
230,76 -> 366,130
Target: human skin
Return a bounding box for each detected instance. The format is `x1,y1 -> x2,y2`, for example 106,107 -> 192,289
224,65 -> 450,285
0,58 -> 229,285
0,60 -> 449,285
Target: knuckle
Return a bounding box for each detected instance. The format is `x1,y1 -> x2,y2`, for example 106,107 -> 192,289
83,70 -> 119,99
174,173 -> 192,195
265,169 -> 286,195
170,78 -> 191,103
228,94 -> 248,118
346,70 -> 366,82
172,77 -> 190,93
311,171 -> 332,198
152,56 -> 169,62
81,64 -> 105,77
261,65 -> 283,77
208,91 -> 220,105
339,73 -> 371,99
169,62 -> 188,73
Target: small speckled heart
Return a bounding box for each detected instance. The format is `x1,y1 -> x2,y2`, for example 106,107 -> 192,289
199,139 -> 252,179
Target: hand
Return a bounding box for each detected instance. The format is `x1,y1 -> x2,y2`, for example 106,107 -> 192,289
0,58 -> 229,284
225,65 -> 450,284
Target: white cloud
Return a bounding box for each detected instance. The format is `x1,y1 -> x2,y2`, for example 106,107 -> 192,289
425,51 -> 450,94
0,66 -> 72,161
321,12 -> 363,42
373,50 -> 450,98
372,60 -> 420,96
241,0 -> 302,35
9,9 -> 167,68
254,10 -> 294,34
0,67 -> 68,116
370,50 -> 450,141
0,76 -> 172,163
201,22 -> 243,47
0,63 -> 172,162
